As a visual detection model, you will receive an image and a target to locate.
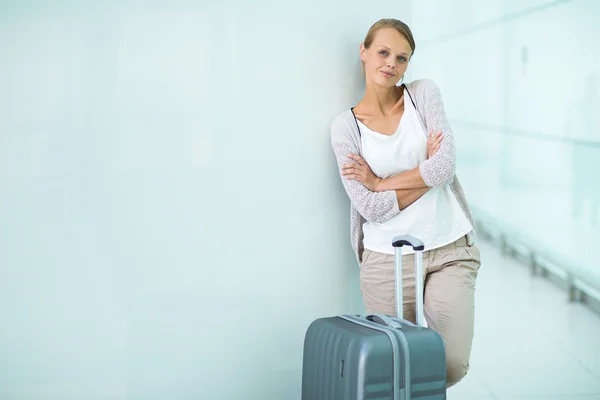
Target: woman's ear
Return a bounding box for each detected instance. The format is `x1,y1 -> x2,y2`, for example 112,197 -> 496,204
359,43 -> 366,62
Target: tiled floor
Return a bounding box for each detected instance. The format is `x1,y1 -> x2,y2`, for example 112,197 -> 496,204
447,239 -> 600,400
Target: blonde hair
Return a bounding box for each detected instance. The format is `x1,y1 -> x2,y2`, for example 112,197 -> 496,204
361,19 -> 416,74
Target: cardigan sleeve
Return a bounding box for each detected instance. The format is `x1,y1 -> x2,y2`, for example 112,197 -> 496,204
418,80 -> 456,187
330,116 -> 400,223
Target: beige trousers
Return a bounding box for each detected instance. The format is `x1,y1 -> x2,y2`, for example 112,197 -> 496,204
360,235 -> 481,388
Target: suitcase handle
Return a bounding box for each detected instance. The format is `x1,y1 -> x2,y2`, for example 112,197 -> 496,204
392,235 -> 424,250
392,234 -> 426,328
362,313 -> 402,329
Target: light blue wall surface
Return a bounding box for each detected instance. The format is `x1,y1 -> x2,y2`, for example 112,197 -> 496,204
0,1 -> 414,399
410,0 -> 600,285
4,1 -> 599,398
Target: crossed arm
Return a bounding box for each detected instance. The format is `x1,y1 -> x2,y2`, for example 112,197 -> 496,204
394,186 -> 431,210
341,131 -> 442,210
332,80 -> 457,220
343,156 -> 429,210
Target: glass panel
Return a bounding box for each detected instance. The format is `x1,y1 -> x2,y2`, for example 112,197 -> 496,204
410,0 -> 600,287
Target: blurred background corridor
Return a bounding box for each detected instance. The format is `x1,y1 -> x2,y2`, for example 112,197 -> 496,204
1,0 -> 599,399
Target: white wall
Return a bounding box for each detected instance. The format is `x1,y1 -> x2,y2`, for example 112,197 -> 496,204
0,1 -> 412,399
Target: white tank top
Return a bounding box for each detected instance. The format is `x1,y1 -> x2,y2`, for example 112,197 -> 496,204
359,88 -> 473,255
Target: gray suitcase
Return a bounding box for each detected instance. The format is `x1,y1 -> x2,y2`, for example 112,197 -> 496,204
301,235 -> 447,399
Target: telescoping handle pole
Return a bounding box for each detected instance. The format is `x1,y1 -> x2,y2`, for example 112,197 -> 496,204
392,235 -> 426,327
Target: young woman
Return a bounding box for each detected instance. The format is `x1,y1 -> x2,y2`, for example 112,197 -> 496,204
330,18 -> 481,388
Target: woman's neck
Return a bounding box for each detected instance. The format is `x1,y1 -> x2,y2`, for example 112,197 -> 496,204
359,83 -> 403,117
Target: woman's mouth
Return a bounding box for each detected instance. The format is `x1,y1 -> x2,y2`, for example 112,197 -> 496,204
381,71 -> 395,78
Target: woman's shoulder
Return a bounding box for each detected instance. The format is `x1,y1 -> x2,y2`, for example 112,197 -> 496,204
332,108 -> 355,123
405,78 -> 441,96
331,108 -> 354,129
330,109 -> 358,138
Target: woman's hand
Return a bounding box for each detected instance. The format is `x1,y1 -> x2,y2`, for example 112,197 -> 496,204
427,130 -> 443,159
342,154 -> 381,191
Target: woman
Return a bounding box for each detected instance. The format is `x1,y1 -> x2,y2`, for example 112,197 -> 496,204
330,18 -> 481,388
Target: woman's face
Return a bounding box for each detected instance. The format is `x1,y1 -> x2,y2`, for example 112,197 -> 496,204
361,27 -> 412,88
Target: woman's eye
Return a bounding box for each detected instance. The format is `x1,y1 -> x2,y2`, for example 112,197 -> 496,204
398,57 -> 407,62
380,51 -> 388,56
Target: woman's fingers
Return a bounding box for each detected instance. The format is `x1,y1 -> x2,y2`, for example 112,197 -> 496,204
343,166 -> 367,181
347,154 -> 366,166
342,161 -> 361,170
345,172 -> 362,181
428,131 -> 442,144
342,163 -> 363,176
